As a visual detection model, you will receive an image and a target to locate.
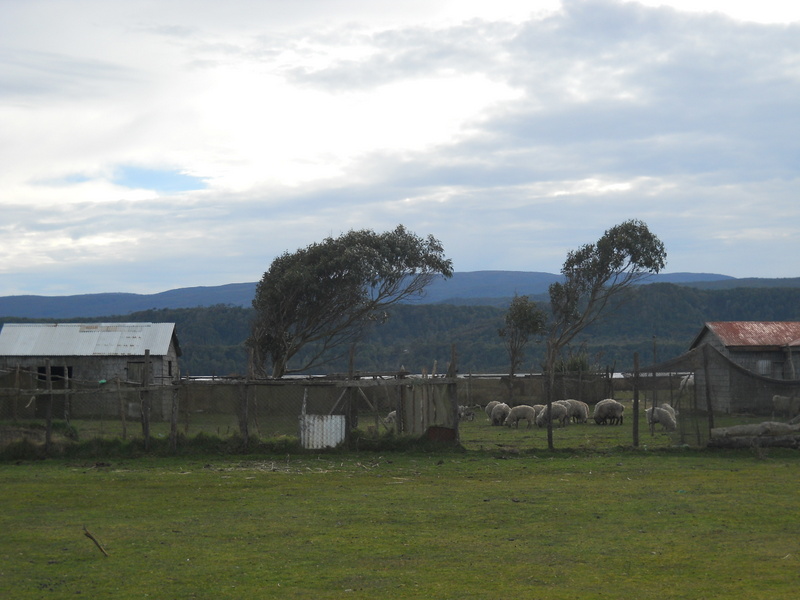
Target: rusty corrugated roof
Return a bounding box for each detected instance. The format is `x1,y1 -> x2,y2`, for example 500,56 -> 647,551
695,321 -> 800,349
0,323 -> 178,357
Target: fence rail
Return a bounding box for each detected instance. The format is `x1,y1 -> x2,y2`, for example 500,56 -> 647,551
2,359 -> 798,455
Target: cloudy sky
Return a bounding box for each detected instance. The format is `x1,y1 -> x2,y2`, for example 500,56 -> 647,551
2,0 -> 799,296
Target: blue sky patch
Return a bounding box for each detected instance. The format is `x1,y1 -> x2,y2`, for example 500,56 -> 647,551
113,166 -> 206,193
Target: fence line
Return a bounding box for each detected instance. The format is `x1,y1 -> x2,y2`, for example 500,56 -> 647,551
3,356 -> 798,454
0,366 -> 461,453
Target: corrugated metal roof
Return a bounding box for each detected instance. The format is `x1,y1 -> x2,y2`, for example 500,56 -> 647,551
0,323 -> 177,357
695,321 -> 800,349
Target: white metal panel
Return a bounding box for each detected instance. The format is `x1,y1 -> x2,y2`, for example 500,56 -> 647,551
299,414 -> 346,449
0,323 -> 176,356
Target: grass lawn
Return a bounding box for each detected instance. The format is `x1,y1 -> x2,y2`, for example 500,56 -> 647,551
2,441 -> 799,599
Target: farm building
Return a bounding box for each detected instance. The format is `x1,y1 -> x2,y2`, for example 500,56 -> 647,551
665,321 -> 800,415
0,322 -> 181,384
0,323 -> 181,420
691,321 -> 800,380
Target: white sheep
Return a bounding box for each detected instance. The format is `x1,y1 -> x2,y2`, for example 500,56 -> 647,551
593,398 -> 625,425
504,405 -> 537,429
658,403 -> 677,420
485,400 -> 501,419
458,405 -> 476,421
384,410 -> 397,426
679,374 -> 694,396
561,399 -> 590,424
646,406 -> 677,432
772,394 -> 800,419
490,402 -> 511,426
536,402 -> 569,428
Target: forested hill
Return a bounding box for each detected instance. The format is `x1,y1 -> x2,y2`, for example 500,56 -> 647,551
3,271 -> 797,318
2,283 -> 799,376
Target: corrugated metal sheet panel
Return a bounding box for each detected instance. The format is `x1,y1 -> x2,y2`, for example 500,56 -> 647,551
299,415 -> 346,449
0,323 -> 176,356
704,321 -> 800,348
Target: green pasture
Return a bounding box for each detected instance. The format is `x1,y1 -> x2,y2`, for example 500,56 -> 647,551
3,441 -> 799,599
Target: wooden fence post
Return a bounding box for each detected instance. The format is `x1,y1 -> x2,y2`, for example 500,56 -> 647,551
346,344 -> 358,435
702,344 -> 715,433
117,377 -> 127,441
141,349 -> 151,451
63,362 -> 71,423
632,352 -> 640,448
169,385 -> 179,453
448,344 -> 459,444
45,359 -> 53,454
238,382 -> 249,446
13,365 -> 20,422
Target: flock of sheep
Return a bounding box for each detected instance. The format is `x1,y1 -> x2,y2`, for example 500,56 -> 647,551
478,397 -> 677,433
384,397 -> 679,433
481,398 -> 624,429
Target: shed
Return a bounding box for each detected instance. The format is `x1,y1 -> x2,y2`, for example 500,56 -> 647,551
689,321 -> 800,414
0,322 -> 181,385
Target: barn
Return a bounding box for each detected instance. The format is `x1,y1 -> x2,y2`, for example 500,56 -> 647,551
689,321 -> 800,414
0,323 -> 181,419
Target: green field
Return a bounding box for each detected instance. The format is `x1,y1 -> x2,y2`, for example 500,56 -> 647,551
3,420 -> 799,600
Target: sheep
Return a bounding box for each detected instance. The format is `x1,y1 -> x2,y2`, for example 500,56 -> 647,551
536,402 -> 569,428
772,394 -> 800,419
561,399 -> 590,424
384,410 -> 397,426
658,403 -> 677,420
490,402 -> 511,426
485,400 -> 501,419
646,406 -> 677,432
679,374 -> 694,396
504,405 -> 537,429
458,405 -> 476,421
593,398 -> 625,425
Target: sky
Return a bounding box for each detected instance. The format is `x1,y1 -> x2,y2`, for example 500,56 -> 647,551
2,0 -> 799,296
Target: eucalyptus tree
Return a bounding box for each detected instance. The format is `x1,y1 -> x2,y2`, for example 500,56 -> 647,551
543,219 -> 667,449
248,225 -> 453,378
499,294 -> 547,401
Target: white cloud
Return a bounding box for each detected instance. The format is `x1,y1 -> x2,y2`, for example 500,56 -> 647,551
1,0 -> 799,296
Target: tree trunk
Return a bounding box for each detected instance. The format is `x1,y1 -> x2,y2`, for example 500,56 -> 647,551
545,341 -> 555,451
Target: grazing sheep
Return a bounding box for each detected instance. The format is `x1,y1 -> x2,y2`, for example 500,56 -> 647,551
504,405 -> 537,429
772,395 -> 800,419
384,410 -> 397,425
490,402 -> 511,426
679,374 -> 694,396
646,406 -> 677,432
593,398 -> 625,425
485,400 -> 501,419
531,404 -> 546,418
459,405 -> 476,421
536,402 -> 569,428
658,403 -> 677,420
561,399 -> 590,424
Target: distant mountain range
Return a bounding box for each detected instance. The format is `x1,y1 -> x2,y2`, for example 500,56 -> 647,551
1,271 -> 798,319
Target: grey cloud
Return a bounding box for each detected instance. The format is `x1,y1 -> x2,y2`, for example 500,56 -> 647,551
283,21 -> 517,90
0,48 -> 139,100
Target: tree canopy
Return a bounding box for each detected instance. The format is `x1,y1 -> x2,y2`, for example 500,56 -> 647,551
547,219 -> 667,354
499,294 -> 547,399
249,225 -> 453,378
543,219 -> 667,448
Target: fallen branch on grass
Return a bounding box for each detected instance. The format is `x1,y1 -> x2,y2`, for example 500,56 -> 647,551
83,525 -> 109,557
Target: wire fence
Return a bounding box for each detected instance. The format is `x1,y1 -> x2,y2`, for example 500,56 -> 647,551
2,346 -> 799,455
0,367 -> 460,453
